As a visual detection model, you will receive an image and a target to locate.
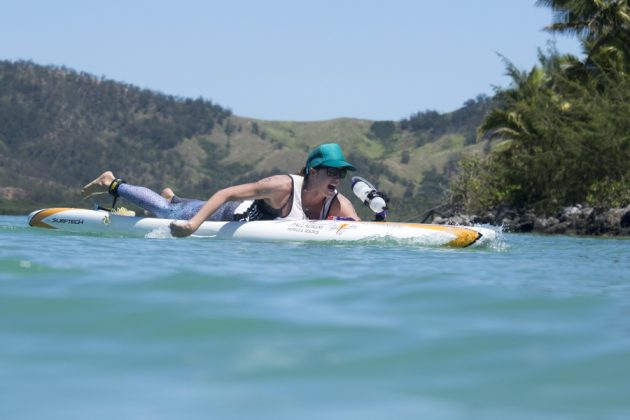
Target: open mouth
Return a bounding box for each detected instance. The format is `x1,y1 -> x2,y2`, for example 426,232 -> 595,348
327,184 -> 336,193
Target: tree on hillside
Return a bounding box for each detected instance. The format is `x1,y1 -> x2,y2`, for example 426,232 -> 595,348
445,1 -> 630,214
452,45 -> 630,213
401,96 -> 493,146
370,121 -> 396,143
537,0 -> 630,65
477,59 -> 549,143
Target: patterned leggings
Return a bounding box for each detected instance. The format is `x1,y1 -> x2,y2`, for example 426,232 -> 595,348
117,183 -> 240,221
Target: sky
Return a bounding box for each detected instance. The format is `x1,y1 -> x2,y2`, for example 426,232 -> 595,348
1,0 -> 583,121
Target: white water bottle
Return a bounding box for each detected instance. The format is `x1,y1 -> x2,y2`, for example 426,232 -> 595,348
352,176 -> 387,213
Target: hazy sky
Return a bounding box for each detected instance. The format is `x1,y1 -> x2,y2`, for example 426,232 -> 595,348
1,0 -> 582,121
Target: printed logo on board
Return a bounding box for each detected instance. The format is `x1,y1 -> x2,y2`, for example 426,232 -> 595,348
287,221 -> 324,235
51,218 -> 84,225
333,223 -> 358,235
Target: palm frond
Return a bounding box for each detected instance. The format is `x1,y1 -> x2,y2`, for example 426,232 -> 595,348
477,109 -> 528,142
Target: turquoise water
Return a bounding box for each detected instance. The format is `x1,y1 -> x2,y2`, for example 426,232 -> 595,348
1,215 -> 629,420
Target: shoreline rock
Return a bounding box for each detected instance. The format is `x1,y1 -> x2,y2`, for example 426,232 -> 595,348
432,204 -> 630,236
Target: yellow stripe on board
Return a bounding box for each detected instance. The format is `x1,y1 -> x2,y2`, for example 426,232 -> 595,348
445,229 -> 482,247
28,208 -> 75,229
402,223 -> 482,247
362,222 -> 483,248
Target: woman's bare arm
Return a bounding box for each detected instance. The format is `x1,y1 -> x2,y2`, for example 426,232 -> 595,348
170,176 -> 290,237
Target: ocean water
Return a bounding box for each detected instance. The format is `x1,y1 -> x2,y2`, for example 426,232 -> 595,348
1,215 -> 629,420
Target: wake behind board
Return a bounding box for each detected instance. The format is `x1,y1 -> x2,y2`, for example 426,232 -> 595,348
27,208 -> 496,248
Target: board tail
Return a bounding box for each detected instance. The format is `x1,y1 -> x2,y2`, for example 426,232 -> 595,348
27,208 -> 75,229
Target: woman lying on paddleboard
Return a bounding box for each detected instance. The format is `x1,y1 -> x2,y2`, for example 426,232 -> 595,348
81,143 -> 360,237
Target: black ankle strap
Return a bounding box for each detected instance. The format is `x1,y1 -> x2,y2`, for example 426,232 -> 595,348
108,179 -> 126,197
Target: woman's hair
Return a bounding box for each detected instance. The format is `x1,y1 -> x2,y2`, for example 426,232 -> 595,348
299,167 -> 317,189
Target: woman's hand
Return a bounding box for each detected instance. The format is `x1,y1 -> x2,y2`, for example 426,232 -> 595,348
169,220 -> 196,237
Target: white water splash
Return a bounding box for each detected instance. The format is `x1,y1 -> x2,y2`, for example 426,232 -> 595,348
144,226 -> 173,239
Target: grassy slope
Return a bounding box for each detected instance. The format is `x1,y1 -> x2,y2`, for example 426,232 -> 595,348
228,117 -> 489,195
3,118 -> 488,219
215,117 -> 491,220
0,62 -> 491,219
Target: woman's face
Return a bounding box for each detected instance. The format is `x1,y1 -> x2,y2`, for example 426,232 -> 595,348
308,166 -> 347,197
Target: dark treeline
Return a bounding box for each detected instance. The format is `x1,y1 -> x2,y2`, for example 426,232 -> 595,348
0,60 -> 235,209
401,95 -> 494,146
448,0 -> 630,215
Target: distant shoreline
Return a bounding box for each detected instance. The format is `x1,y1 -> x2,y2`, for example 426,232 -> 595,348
433,204 -> 630,236
5,204 -> 630,237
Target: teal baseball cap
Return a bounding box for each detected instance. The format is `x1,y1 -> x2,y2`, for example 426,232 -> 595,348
306,143 -> 356,172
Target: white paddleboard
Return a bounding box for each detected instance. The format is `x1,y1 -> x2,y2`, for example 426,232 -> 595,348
27,208 -> 497,248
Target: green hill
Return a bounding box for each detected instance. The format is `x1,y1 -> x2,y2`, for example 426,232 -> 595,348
0,60 -> 492,220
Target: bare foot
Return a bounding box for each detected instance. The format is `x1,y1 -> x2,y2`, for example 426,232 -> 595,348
161,187 -> 175,202
81,171 -> 115,198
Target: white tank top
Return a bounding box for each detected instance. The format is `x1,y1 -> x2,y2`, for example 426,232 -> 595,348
283,174 -> 337,220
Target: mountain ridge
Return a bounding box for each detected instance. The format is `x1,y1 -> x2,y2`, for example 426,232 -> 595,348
0,60 -> 493,220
